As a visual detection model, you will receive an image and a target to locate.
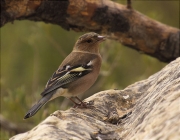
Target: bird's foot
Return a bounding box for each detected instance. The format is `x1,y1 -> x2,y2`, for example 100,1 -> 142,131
69,96 -> 94,109
73,101 -> 94,109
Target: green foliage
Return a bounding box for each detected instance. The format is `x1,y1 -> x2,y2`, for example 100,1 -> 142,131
1,1 -> 179,139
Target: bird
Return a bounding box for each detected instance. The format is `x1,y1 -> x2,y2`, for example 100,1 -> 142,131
24,32 -> 106,119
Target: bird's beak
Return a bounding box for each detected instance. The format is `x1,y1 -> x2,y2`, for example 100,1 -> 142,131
97,35 -> 106,42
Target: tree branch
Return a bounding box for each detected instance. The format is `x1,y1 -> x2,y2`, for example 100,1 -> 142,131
1,0 -> 179,62
0,114 -> 30,134
10,58 -> 180,140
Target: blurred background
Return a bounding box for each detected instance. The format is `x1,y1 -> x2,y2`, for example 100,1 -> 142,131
1,0 -> 179,139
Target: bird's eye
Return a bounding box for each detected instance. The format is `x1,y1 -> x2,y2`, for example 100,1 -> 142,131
86,39 -> 93,43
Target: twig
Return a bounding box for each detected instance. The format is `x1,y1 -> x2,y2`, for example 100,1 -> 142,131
127,0 -> 132,9
0,114 -> 30,134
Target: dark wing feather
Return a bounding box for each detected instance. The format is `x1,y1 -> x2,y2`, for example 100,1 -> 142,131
41,64 -> 92,96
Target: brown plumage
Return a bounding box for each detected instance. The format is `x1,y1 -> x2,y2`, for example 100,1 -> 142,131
24,32 -> 106,119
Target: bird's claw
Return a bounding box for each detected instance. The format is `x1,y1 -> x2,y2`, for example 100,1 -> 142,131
73,101 -> 94,109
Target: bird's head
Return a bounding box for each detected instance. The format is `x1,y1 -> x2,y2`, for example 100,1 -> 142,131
73,32 -> 106,53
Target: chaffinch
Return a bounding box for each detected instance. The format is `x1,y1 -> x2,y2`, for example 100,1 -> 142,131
24,32 -> 106,119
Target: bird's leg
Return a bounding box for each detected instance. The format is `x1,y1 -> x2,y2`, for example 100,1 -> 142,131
74,96 -> 95,109
69,96 -> 94,108
74,96 -> 88,108
69,97 -> 81,107
69,97 -> 86,108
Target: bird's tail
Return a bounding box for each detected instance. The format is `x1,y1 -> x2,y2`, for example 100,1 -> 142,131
24,93 -> 53,119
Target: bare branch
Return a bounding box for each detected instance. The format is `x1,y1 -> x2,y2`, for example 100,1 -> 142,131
1,0 -> 179,62
0,114 -> 30,134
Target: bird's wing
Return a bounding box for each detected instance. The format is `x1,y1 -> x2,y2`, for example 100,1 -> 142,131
41,52 -> 98,96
